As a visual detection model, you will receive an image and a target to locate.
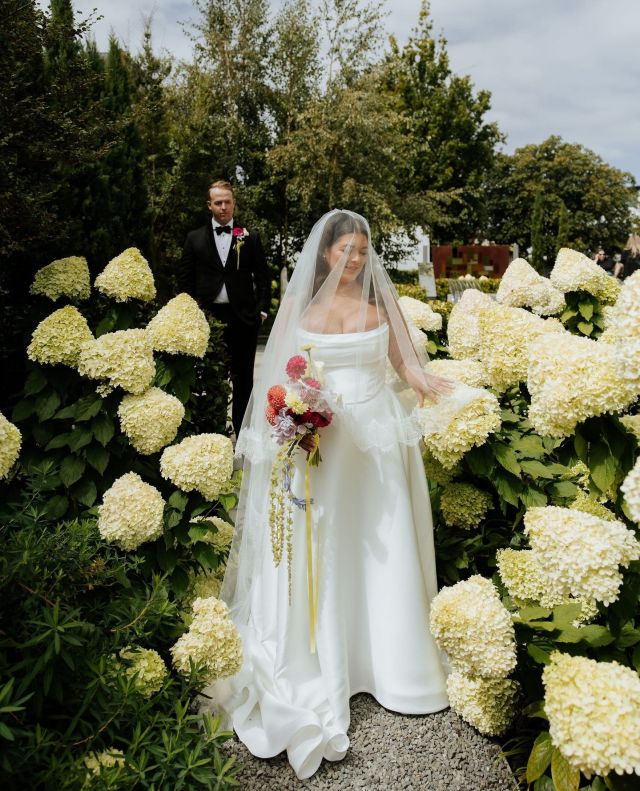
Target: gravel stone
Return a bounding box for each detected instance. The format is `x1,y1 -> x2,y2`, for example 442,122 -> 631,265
221,693 -> 518,790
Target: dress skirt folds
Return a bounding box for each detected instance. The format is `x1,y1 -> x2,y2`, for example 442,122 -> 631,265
206,325 -> 448,779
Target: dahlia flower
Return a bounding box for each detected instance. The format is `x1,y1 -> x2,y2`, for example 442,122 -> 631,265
429,575 -> 517,678
160,434 -> 233,501
30,256 -> 91,302
543,652 -> 640,777
117,387 -> 185,454
95,247 -> 156,303
550,248 -> 620,304
27,306 -> 93,367
496,257 -> 565,316
98,472 -> 165,551
447,671 -> 520,736
77,329 -> 155,396
146,293 -> 210,357
170,596 -> 242,683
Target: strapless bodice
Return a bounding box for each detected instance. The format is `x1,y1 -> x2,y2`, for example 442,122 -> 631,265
297,324 -> 389,405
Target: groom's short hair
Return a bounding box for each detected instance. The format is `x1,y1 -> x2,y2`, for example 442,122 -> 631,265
207,180 -> 235,201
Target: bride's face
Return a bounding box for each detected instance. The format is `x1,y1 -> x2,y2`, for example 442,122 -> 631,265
325,232 -> 369,284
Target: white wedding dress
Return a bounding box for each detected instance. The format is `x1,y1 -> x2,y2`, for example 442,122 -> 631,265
209,324 -> 448,779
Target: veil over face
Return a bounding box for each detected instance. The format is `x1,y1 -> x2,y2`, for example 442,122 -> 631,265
224,210 -> 433,622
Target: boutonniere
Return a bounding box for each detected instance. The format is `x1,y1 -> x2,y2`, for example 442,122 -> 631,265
233,226 -> 249,270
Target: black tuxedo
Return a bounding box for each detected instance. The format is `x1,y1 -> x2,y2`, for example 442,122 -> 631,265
178,220 -> 271,436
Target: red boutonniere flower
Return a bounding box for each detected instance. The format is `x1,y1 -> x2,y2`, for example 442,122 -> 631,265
233,227 -> 249,269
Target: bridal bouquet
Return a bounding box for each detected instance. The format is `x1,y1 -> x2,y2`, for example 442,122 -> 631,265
266,345 -> 333,651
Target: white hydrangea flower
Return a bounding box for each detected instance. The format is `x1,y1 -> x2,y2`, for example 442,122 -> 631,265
146,293 -> 210,358
524,506 -> 640,606
30,256 -> 91,302
94,247 -> 156,303
0,412 -> 22,480
527,332 -> 640,438
621,458 -> 640,524
416,383 -> 501,469
160,434 -> 233,501
27,306 -> 93,367
426,358 -> 490,389
193,515 -> 234,554
182,570 -> 222,612
550,248 -> 620,303
496,257 -> 565,316
117,388 -> 185,455
429,575 -> 517,678
543,652 -> 640,777
78,329 -> 155,395
398,295 -> 443,332
98,472 -> 165,551
599,271 -> 640,386
440,483 -> 492,529
477,303 -> 564,393
84,749 -> 125,775
620,414 -> 640,441
422,449 -> 461,486
447,671 -> 520,736
497,548 -> 547,605
119,647 -> 167,698
170,596 -> 242,684
571,490 -> 616,521
446,289 -> 494,360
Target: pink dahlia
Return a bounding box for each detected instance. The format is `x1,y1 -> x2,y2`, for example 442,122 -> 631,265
286,355 -> 307,381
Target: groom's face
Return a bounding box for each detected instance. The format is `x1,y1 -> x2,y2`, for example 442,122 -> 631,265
208,187 -> 235,225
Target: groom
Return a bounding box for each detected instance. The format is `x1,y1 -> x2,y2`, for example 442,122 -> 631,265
178,180 -> 271,437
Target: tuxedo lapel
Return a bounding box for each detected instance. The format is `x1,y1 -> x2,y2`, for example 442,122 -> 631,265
205,222 -> 225,271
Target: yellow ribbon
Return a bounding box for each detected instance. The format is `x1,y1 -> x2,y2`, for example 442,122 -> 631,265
305,435 -> 321,653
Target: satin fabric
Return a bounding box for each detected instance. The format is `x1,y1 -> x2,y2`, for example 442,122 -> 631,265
207,325 -> 448,779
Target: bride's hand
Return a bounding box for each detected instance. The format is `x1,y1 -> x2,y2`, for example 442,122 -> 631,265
403,367 -> 456,408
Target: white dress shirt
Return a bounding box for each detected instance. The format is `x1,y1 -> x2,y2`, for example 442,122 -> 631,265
213,217 -> 233,304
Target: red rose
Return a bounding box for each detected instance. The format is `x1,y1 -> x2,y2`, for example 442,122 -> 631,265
232,226 -> 244,237
267,385 -> 287,412
305,411 -> 331,428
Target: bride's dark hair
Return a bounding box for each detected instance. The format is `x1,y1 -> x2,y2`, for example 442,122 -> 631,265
313,212 -> 370,295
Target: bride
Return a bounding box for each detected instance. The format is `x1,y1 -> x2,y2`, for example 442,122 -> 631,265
205,210 -> 453,779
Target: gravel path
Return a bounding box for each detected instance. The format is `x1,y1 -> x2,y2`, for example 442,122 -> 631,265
222,694 -> 517,790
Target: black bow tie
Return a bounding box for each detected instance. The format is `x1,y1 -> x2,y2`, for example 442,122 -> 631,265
215,225 -> 232,235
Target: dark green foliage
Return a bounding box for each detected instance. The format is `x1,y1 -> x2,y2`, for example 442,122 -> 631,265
0,467 -> 239,790
530,191 -> 547,273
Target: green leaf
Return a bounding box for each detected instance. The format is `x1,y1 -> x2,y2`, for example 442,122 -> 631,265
45,433 -> 72,451
589,440 -> 617,493
73,478 -> 97,507
533,777 -> 555,791
548,481 -> 579,499
53,404 -> 77,420
632,645 -> 640,673
560,308 -> 578,321
156,544 -> 177,573
578,300 -> 594,320
12,398 -> 35,422
520,487 -> 548,507
35,391 -> 61,421
551,746 -> 580,791
493,471 -> 523,507
91,413 -> 114,446
85,444 -> 109,475
464,444 -> 496,477
172,380 -> 191,403
170,566 -> 190,596
188,525 -> 213,543
577,321 -> 593,335
526,731 -> 553,783
60,456 -> 86,488
168,491 -> 189,512
75,395 -> 103,421
552,603 -> 584,629
573,429 -> 588,462
68,427 -> 92,452
493,443 -> 521,476
527,643 -> 552,664
520,459 -> 556,479
519,606 -> 553,621
46,495 -> 69,520
513,434 -> 546,457
193,543 -> 219,568
24,368 -> 48,396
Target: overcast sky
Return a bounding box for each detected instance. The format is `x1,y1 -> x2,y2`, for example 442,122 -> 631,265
67,0 -> 640,182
